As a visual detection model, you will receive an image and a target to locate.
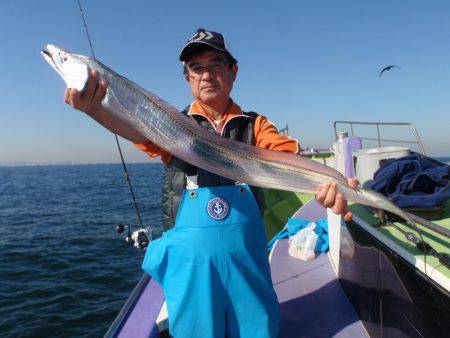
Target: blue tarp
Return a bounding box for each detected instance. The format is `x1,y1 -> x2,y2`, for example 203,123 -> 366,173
267,218 -> 329,252
372,153 -> 450,208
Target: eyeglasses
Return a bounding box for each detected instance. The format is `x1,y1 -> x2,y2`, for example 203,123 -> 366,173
187,61 -> 229,79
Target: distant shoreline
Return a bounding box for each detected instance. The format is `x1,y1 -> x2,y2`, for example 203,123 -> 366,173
0,162 -> 160,167
1,156 -> 449,167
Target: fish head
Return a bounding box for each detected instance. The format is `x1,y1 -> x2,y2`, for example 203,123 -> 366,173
41,44 -> 89,91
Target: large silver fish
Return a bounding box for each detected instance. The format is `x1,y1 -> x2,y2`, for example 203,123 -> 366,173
41,44 -> 417,228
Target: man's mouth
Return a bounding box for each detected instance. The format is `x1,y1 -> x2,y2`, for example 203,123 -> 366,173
201,86 -> 218,91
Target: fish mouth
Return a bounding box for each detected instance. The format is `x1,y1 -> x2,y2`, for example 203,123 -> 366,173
41,46 -> 59,72
41,48 -> 51,58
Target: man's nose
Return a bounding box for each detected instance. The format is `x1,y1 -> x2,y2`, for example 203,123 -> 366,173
200,68 -> 213,80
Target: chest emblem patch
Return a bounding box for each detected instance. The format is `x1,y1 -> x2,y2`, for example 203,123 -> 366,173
206,197 -> 229,220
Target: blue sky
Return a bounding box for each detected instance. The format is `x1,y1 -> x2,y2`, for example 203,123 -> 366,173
1,0 -> 449,164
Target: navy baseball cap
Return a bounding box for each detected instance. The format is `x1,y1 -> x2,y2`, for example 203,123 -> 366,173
179,28 -> 237,64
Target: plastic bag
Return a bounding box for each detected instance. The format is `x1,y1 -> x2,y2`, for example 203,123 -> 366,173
288,222 -> 318,261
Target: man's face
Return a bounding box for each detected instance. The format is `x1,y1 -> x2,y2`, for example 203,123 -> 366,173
185,50 -> 238,106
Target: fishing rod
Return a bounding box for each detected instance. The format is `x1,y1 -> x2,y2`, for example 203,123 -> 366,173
76,0 -> 149,248
378,208 -> 450,239
384,219 -> 450,270
406,211 -> 450,239
373,207 -> 430,279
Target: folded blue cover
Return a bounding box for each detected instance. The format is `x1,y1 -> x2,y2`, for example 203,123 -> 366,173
372,153 -> 450,208
267,218 -> 329,252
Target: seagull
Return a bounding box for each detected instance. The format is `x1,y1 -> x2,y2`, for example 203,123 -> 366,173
379,65 -> 398,77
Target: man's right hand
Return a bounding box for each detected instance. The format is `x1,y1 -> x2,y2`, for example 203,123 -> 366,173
64,69 -> 107,116
63,69 -> 148,144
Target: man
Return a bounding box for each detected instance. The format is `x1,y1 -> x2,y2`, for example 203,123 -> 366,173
65,28 -> 356,337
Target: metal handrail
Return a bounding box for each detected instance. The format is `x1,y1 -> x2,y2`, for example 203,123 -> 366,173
333,121 -> 426,155
278,124 -> 290,136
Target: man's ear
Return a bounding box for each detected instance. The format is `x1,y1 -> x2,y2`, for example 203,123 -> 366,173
185,74 -> 190,82
231,64 -> 238,81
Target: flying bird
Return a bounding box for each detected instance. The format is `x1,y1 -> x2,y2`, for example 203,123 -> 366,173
379,65 -> 398,77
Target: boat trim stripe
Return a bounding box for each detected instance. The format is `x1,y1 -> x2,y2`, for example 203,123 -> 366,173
352,214 -> 450,293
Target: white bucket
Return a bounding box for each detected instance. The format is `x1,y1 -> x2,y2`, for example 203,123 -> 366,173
353,146 -> 410,187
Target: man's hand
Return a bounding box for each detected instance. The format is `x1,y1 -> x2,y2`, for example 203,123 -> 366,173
62,69 -> 147,144
315,178 -> 358,222
64,69 -> 107,116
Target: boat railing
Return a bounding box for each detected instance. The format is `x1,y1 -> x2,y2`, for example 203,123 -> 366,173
105,274 -> 152,337
333,121 -> 426,155
300,148 -> 333,156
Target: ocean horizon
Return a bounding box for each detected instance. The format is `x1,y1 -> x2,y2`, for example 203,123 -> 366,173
1,156 -> 449,167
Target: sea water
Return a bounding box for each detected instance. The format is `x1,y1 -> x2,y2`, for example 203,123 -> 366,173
0,163 -> 163,337
1,157 -> 449,337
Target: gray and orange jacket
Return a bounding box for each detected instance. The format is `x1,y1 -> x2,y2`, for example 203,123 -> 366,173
135,100 -> 300,230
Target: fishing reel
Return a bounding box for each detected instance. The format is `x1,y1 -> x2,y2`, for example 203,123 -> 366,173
115,223 -> 152,249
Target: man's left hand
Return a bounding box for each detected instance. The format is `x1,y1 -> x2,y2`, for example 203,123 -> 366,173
315,178 -> 358,222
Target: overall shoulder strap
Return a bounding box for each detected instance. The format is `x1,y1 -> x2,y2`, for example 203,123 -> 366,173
242,111 -> 265,215
243,111 -> 259,119
181,105 -> 190,116
242,111 -> 259,145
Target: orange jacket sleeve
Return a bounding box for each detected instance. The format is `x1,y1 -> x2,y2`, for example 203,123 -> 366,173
253,115 -> 300,153
134,141 -> 173,164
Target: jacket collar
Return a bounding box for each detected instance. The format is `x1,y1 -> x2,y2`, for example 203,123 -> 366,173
188,99 -> 248,135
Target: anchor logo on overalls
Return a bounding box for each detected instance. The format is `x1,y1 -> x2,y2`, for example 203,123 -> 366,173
207,197 -> 229,220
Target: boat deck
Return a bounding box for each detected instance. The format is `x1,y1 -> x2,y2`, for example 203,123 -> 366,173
270,199 -> 367,337
272,243 -> 367,337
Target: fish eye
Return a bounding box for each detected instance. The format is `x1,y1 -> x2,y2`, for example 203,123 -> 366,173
60,52 -> 68,62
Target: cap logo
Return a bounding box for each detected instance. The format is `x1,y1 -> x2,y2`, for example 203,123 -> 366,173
206,197 -> 229,220
189,31 -> 213,42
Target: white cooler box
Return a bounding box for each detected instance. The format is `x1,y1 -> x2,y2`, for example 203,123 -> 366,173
353,146 -> 410,187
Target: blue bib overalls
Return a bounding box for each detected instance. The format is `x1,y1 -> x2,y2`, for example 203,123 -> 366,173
142,184 -> 280,337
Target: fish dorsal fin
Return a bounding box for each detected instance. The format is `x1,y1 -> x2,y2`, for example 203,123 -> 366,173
119,74 -> 181,116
